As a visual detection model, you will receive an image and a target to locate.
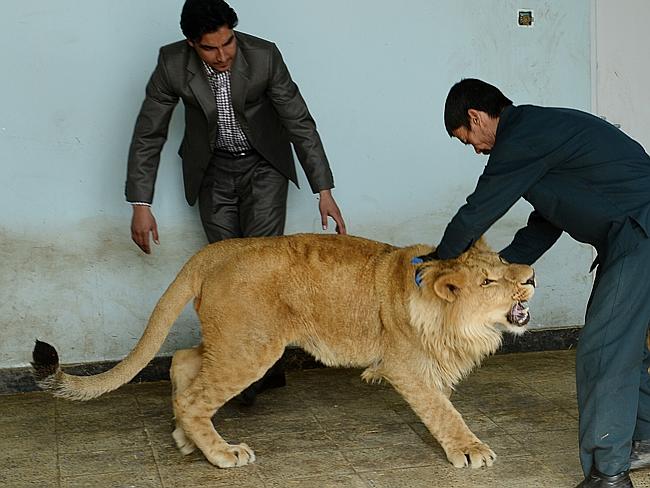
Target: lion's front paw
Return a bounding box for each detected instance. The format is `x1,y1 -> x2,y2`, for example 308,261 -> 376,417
445,441 -> 496,468
206,442 -> 256,468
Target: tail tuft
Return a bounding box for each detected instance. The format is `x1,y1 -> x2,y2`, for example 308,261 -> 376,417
31,340 -> 60,383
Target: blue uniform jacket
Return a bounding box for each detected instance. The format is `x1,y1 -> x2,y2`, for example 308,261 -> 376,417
436,105 -> 650,267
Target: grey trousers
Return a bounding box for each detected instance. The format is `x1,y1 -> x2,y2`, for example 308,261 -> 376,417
197,150 -> 290,394
198,151 -> 289,243
577,237 -> 650,476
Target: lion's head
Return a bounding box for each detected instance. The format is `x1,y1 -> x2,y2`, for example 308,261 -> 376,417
408,239 -> 536,387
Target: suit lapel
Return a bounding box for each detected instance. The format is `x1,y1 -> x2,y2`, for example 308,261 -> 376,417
229,34 -> 250,117
187,48 -> 218,146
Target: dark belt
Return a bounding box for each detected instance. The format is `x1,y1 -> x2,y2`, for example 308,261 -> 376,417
213,148 -> 257,159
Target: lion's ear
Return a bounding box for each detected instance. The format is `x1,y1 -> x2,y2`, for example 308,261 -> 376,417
433,271 -> 468,302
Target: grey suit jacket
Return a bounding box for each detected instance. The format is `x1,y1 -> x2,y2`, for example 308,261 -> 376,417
125,31 -> 334,205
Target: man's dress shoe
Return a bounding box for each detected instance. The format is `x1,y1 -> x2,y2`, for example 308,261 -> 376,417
630,440 -> 650,471
575,468 -> 633,488
237,368 -> 287,406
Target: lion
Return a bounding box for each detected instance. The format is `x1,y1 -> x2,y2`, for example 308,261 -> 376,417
31,233 -> 535,469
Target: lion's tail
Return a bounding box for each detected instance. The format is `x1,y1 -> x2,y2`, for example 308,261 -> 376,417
31,263 -> 197,401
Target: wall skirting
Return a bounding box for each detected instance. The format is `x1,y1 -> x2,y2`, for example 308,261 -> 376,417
0,327 -> 580,395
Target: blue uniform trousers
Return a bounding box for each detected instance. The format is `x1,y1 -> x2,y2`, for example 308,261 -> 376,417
577,238 -> 650,476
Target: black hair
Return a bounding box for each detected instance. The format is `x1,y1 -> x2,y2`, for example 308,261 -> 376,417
180,0 -> 239,42
443,79 -> 512,136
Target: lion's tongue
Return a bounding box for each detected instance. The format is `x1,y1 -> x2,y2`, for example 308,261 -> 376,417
508,301 -> 530,326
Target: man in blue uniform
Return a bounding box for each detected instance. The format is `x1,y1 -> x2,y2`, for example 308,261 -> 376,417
421,78 -> 650,487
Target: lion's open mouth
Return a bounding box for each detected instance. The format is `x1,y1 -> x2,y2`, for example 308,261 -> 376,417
507,301 -> 530,326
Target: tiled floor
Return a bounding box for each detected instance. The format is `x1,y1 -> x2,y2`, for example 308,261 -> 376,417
3,350 -> 650,487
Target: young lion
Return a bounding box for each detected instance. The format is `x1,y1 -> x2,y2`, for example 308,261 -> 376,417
32,233 -> 535,469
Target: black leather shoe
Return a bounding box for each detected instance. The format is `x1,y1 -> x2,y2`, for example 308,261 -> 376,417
630,440 -> 650,471
575,468 -> 633,488
236,362 -> 287,406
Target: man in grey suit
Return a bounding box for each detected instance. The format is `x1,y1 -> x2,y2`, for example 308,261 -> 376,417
125,0 -> 346,403
126,0 -> 346,253
418,78 -> 650,487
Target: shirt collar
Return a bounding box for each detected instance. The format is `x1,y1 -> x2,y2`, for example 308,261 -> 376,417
202,61 -> 229,77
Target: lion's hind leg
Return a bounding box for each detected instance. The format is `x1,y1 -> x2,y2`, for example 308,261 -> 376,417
174,373 -> 255,468
174,341 -> 285,468
170,347 -> 202,455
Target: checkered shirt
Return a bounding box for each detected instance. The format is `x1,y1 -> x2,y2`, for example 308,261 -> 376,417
202,61 -> 251,152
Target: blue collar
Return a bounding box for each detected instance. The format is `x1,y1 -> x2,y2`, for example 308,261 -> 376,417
411,256 -> 424,286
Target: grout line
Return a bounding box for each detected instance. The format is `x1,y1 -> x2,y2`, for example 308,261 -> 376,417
254,466 -> 272,488
134,390 -> 167,488
299,388 -> 368,479
54,398 -> 63,488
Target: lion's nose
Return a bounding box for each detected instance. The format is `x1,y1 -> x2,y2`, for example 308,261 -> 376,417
524,271 -> 536,287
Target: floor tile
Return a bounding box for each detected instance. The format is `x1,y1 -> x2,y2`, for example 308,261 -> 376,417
328,422 -> 423,450
0,432 -> 57,454
264,473 -> 369,488
157,458 -> 263,488
56,392 -> 139,417
58,427 -> 150,454
256,449 -> 355,482
0,450 -> 59,485
344,443 -> 441,473
250,429 -> 336,454
61,470 -> 163,488
361,455 -> 566,488
486,408 -> 577,435
59,448 -> 157,477
57,410 -> 145,433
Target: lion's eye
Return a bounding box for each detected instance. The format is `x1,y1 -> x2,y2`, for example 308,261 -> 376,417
481,278 -> 496,286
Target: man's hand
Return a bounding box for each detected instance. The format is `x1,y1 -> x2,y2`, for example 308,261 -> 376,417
318,189 -> 347,235
415,249 -> 439,262
130,205 -> 159,254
